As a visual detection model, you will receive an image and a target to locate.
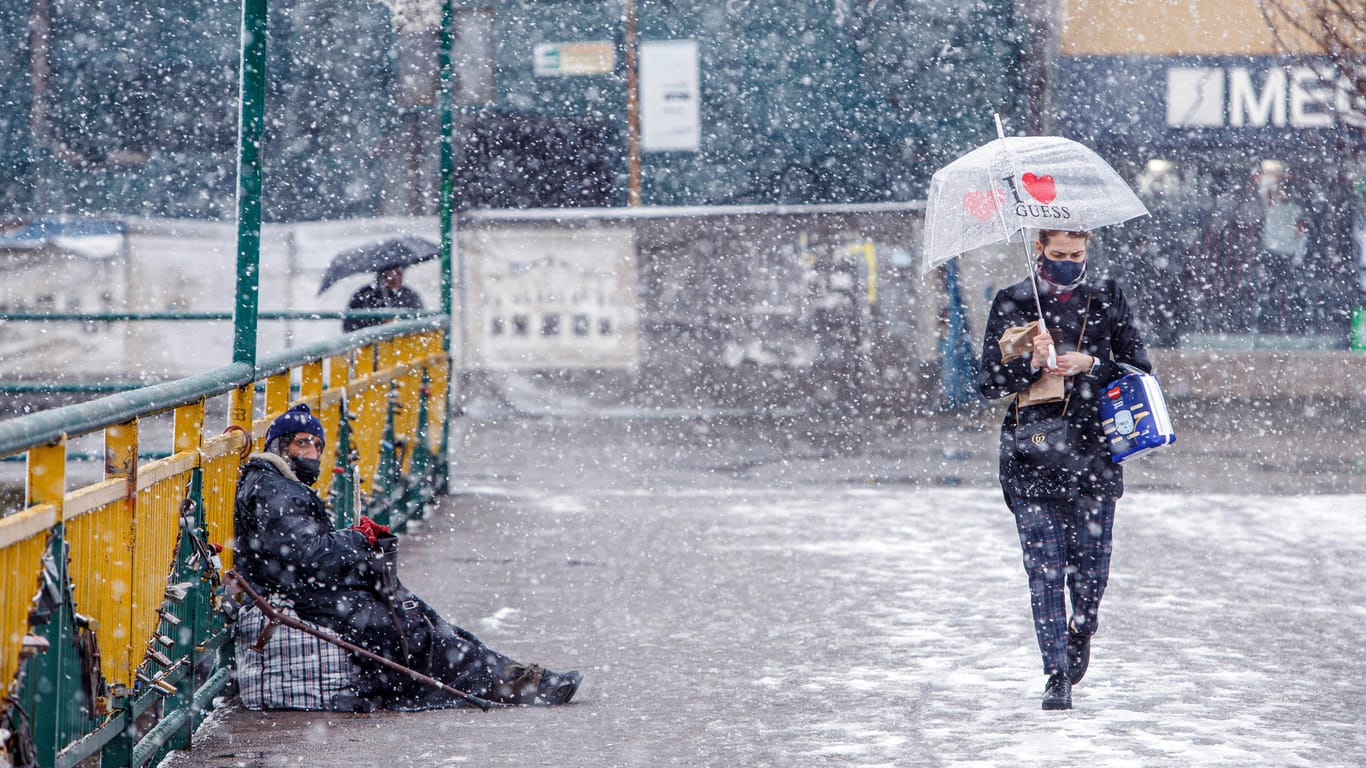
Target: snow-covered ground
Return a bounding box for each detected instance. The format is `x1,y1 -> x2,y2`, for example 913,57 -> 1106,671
177,415 -> 1366,767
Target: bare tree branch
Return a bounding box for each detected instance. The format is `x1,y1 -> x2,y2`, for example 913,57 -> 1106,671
1258,0 -> 1365,106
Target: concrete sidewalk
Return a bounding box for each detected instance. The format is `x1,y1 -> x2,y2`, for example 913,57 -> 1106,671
168,410 -> 1366,767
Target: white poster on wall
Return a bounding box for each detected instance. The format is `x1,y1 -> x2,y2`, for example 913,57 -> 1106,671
640,39 -> 700,152
464,226 -> 640,370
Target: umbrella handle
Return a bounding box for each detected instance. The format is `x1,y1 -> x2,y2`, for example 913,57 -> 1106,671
1036,315 -> 1058,369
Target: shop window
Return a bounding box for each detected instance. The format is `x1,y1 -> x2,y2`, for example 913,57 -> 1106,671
453,8 -> 496,105
393,7 -> 494,107
1135,159 -> 1207,210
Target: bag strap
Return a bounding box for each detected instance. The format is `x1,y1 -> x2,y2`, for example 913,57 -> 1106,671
1016,295 -> 1093,420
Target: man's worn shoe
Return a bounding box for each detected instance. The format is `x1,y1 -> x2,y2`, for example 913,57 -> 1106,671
1067,630 -> 1091,685
537,670 -> 582,706
1041,672 -> 1072,711
494,663 -> 582,706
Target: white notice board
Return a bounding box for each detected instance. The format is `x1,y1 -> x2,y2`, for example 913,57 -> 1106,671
464,226 -> 640,370
640,40 -> 700,152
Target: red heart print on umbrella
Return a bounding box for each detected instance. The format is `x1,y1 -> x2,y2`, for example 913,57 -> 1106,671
963,189 -> 1006,221
1021,172 -> 1056,204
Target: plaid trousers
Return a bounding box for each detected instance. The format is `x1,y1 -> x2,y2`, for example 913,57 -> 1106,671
1007,494 -> 1116,677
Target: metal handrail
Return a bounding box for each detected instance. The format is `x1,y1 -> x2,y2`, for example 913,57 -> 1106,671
0,318 -> 451,767
0,316 -> 443,459
0,309 -> 444,322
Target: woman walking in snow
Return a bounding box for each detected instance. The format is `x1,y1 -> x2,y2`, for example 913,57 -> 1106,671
977,229 -> 1152,711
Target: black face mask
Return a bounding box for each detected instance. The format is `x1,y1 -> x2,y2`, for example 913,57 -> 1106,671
289,456 -> 322,486
1039,256 -> 1087,289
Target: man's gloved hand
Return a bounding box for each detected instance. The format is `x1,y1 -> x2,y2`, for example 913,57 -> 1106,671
349,516 -> 390,547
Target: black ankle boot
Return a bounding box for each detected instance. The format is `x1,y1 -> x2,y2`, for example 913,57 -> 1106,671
1067,630 -> 1091,685
1042,672 -> 1072,710
494,664 -> 582,706
537,670 -> 582,706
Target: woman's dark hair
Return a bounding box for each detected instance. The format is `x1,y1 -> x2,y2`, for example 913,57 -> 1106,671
1037,229 -> 1091,246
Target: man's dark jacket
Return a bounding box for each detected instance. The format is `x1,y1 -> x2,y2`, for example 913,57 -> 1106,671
233,453 -> 508,708
977,277 -> 1151,501
343,284 -> 423,332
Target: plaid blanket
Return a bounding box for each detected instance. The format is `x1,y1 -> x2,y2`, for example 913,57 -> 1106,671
234,601 -> 368,711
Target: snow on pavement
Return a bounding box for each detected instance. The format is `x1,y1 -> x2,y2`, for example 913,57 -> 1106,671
176,483 -> 1366,767
706,487 -> 1366,766
446,484 -> 1366,767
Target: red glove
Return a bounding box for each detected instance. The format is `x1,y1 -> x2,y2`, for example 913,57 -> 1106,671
349,516 -> 390,547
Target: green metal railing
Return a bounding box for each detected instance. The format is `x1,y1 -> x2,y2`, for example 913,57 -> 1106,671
0,310 -> 441,323
0,0 -> 462,759
0,318 -> 451,767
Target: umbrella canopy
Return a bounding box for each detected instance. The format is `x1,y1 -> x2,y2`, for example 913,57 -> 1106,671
921,135 -> 1149,274
318,237 -> 439,295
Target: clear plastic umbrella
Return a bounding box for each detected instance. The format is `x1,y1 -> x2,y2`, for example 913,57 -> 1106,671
922,116 -> 1149,364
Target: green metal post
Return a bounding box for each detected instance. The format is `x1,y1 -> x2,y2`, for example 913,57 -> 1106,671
232,0 -> 268,368
438,0 -> 454,323
30,534 -> 68,768
369,385 -> 402,529
436,0 -> 456,493
401,368 -> 435,520
411,369 -> 434,497
329,395 -> 358,529
177,472 -> 209,747
153,500 -> 199,761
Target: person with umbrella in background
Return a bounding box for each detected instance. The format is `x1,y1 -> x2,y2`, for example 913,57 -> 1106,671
318,237 -> 438,332
976,229 -> 1151,711
343,265 -> 424,333
923,121 -> 1156,711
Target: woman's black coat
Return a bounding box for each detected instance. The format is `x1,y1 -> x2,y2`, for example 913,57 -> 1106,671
977,276 -> 1151,501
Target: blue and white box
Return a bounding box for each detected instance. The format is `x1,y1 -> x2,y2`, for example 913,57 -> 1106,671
1099,371 -> 1175,463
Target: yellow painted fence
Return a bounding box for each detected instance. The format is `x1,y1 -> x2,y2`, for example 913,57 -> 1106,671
0,319 -> 450,767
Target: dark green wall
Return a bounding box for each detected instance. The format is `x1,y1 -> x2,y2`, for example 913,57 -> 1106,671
1,0 -> 396,221
469,0 -> 1024,206
0,0 -> 1023,218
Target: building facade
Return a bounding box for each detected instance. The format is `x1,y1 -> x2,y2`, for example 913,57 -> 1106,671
0,0 -> 1025,221
1050,0 -> 1365,350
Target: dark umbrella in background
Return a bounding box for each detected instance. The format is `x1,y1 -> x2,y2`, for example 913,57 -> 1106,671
317,237 -> 439,295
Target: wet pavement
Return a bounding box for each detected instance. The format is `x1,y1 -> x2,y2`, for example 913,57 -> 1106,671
165,403 -> 1366,767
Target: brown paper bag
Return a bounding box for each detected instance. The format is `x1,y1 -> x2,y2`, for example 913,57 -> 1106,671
999,321 -> 1065,405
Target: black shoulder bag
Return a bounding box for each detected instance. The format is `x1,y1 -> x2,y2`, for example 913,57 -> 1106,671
1013,297 -> 1092,470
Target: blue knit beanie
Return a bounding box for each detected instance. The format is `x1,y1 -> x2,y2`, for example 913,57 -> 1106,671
264,404 -> 325,453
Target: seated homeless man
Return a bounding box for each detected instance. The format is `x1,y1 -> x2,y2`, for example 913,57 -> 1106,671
233,404 -> 582,709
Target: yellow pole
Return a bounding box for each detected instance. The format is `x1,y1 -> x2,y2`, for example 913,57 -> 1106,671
862,239 -> 877,304
173,401 -> 206,455
265,371 -> 291,417
301,359 -> 324,403
230,383 -> 255,434
26,439 -> 66,513
105,419 -> 139,483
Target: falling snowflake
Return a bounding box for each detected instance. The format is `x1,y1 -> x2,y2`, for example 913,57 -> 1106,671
375,0 -> 441,33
